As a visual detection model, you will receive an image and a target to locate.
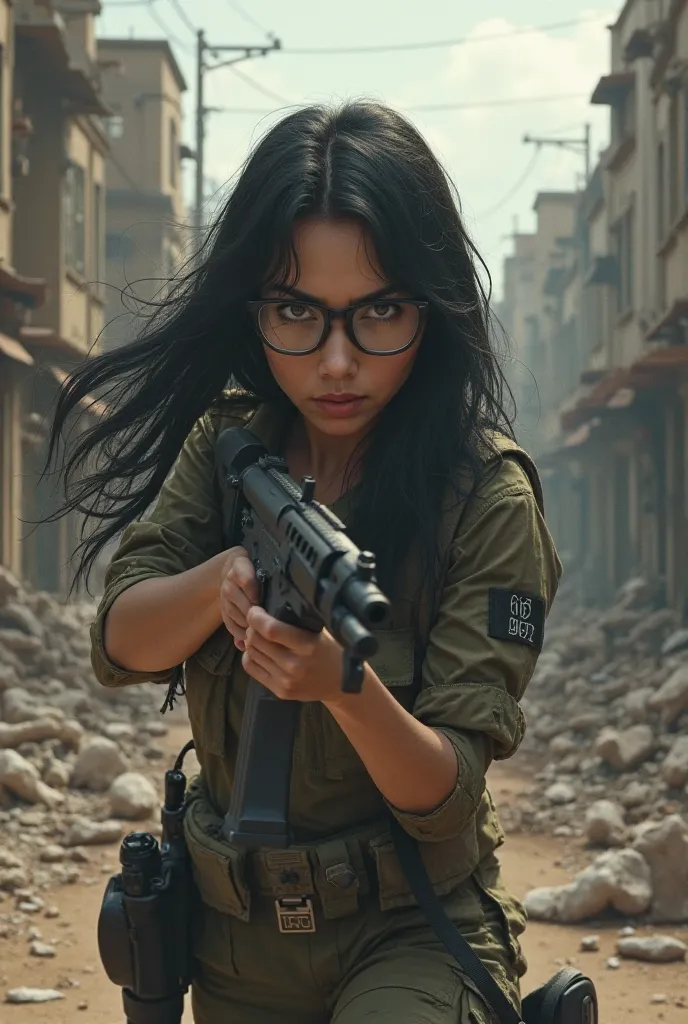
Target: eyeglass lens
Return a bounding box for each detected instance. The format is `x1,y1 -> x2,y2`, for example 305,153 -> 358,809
257,300 -> 420,353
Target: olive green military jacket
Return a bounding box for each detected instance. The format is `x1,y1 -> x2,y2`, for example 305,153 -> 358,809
90,393 -> 561,910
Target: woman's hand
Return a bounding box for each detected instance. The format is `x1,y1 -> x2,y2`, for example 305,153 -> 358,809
241,606 -> 345,703
219,546 -> 260,652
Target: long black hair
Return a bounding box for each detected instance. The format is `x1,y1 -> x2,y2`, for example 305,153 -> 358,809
46,100 -> 514,600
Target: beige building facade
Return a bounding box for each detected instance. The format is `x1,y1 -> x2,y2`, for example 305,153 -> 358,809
0,0 -> 109,594
507,0 -> 688,617
97,39 -> 189,351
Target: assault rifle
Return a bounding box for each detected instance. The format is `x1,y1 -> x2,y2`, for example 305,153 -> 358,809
215,426 -> 391,850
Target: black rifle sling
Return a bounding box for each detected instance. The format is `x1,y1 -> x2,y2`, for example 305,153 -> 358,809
394,450 -> 541,1024
390,818 -> 523,1024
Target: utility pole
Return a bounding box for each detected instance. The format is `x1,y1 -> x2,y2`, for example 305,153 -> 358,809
194,30 -> 281,236
523,124 -> 592,187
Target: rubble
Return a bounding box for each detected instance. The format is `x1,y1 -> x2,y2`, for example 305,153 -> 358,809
523,849 -> 652,923
5,987 -> 65,1003
0,566 -> 166,893
63,818 -> 124,847
594,725 -> 654,771
0,749 -> 64,807
514,572 -> 688,922
617,936 -> 687,963
633,816 -> 688,923
71,735 -> 131,791
584,800 -> 627,848
108,772 -> 158,820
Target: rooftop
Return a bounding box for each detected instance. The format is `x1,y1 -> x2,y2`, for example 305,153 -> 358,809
97,37 -> 187,93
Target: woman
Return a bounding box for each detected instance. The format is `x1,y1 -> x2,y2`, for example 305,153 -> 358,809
49,101 -> 561,1023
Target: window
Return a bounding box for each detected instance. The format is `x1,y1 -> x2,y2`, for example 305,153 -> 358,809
105,115 -> 124,140
613,206 -> 634,315
92,182 -> 104,283
169,119 -> 177,188
63,162 -> 85,275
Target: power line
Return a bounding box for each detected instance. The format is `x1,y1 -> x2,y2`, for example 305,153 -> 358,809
166,0 -> 196,36
278,15 -> 603,55
226,64 -> 292,106
212,92 -> 590,116
145,0 -> 192,53
224,0 -> 274,39
475,149 -> 542,220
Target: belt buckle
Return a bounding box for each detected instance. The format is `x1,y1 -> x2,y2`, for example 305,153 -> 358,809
275,896 -> 316,934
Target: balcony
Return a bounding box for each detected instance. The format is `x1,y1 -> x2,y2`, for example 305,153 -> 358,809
15,0 -> 111,117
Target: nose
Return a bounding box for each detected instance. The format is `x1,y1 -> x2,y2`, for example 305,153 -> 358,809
318,317 -> 357,379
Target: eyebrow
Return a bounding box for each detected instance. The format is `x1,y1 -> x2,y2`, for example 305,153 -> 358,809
271,284 -> 398,304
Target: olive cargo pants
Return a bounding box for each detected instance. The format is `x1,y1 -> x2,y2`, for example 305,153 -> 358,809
190,872 -> 525,1023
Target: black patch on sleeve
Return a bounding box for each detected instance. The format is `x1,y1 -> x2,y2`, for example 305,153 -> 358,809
488,588 -> 545,651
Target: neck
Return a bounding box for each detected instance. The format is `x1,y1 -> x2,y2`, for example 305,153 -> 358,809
294,416 -> 367,487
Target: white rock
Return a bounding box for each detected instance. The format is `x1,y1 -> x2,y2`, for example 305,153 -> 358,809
623,688 -> 654,722
580,935 -> 600,952
585,800 -> 627,848
103,722 -> 135,741
545,782 -> 577,805
595,725 -> 654,771
29,940 -> 56,958
619,781 -> 651,809
40,845 -> 66,864
0,867 -> 29,891
648,664 -> 688,726
661,736 -> 688,788
0,847 -> 24,869
606,956 -> 621,970
43,760 -> 71,789
70,737 -> 129,792
108,772 -> 158,821
617,935 -> 687,963
62,817 -> 124,847
5,988 -> 65,1003
633,815 -> 688,922
524,849 -> 652,923
0,749 -> 64,807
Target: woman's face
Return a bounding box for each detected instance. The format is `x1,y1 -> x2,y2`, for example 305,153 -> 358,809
259,218 -> 423,440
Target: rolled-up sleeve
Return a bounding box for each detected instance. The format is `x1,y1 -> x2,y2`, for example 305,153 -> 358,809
389,457 -> 562,841
90,412 -> 225,689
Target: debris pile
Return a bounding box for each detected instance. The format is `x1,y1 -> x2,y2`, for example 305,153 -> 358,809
513,575 -> 688,923
0,566 -> 168,906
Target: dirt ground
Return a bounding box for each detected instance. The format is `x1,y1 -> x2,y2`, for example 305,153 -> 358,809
1,720 -> 687,1023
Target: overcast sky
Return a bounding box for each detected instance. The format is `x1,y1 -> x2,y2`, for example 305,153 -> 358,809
99,1 -> 618,299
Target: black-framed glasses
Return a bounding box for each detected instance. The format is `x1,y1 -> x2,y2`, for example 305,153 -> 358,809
247,298 -> 429,356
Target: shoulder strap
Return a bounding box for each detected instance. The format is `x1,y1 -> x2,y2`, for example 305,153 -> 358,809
488,434 -> 545,515
415,434 -> 545,655
390,818 -> 524,1024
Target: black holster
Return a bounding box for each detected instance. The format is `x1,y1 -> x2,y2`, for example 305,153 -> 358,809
97,743 -> 196,1024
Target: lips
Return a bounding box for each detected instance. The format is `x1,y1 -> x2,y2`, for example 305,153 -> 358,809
312,394 -> 365,418
315,394 -> 362,402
